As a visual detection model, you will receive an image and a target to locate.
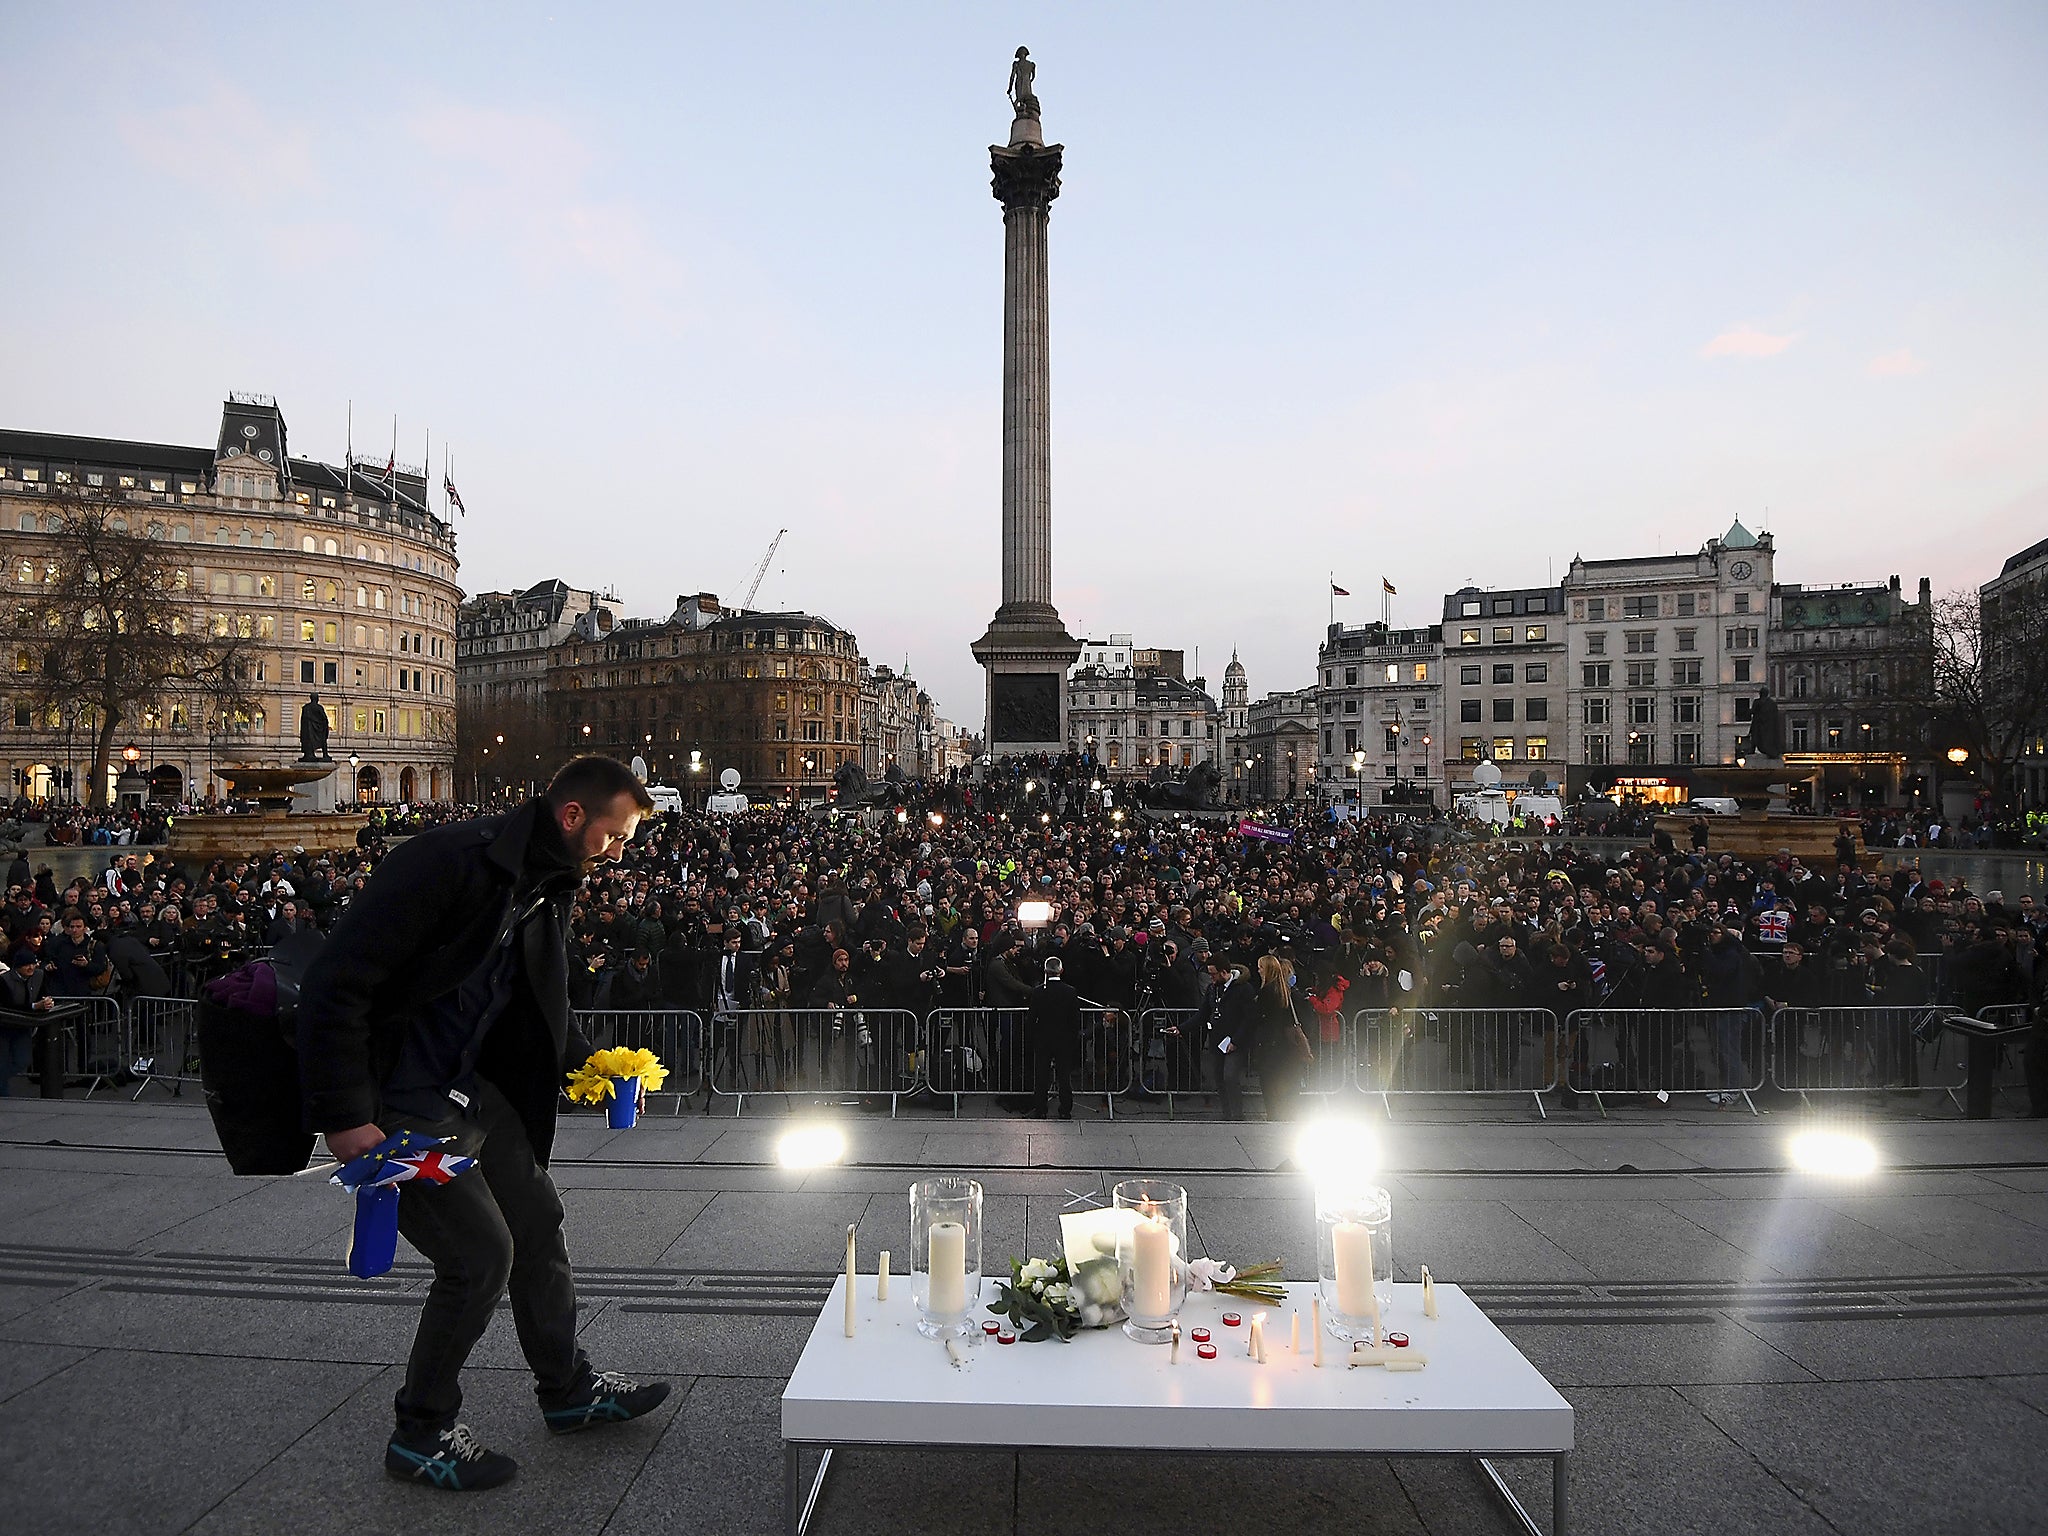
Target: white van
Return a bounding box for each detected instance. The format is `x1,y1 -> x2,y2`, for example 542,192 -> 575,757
1689,797 -> 1740,816
645,784 -> 684,815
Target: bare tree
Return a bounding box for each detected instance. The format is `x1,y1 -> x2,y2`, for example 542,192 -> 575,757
3,483 -> 252,807
456,695 -> 553,802
1932,583 -> 2048,805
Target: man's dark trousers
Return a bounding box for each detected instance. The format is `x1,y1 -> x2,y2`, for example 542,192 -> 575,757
1031,1033 -> 1074,1116
384,1079 -> 586,1432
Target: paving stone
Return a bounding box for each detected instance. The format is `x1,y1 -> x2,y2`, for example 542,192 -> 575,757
1016,1447 -> 1429,1534
1662,1195 -> 1962,1278
1504,1199 -> 1768,1280
561,1188 -> 717,1267
189,1364 -> 681,1536
603,1375 -> 787,1535
0,1348 -> 380,1536
1681,1378 -> 2048,1535
656,1190 -> 882,1271
1502,1321 -> 1818,1387
0,1339 -> 92,1403
1735,1313 -> 2048,1381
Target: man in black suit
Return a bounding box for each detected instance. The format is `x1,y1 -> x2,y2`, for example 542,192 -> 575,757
707,927 -> 761,1091
1027,954 -> 1082,1119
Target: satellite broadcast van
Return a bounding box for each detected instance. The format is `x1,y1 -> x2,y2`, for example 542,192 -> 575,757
645,784 -> 684,815
704,767 -> 750,816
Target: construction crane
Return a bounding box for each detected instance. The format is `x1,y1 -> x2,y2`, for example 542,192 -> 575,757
738,528 -> 787,614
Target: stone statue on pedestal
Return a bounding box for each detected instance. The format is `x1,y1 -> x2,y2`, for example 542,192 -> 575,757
299,693 -> 331,761
1007,47 -> 1039,120
1748,687 -> 1784,760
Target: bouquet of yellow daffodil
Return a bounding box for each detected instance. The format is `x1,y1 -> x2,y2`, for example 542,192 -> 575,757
565,1046 -> 669,1105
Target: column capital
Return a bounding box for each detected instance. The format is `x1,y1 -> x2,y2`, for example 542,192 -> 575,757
990,142 -> 1063,212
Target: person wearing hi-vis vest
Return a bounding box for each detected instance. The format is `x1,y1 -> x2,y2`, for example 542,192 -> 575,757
297,756 -> 670,1492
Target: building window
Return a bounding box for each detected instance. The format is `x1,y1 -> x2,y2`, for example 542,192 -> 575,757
1676,593 -> 1696,618
1490,736 -> 1514,760
1586,632 -> 1606,656
1525,624 -> 1546,642
1525,662 -> 1548,683
1383,664 -> 1398,683
322,661 -> 337,685
1413,663 -> 1428,682
1734,592 -> 1751,613
1525,698 -> 1548,721
1629,696 -> 1656,725
1523,736 -> 1547,759
1581,663 -> 1611,688
1627,733 -> 1653,765
1492,664 -> 1514,684
1672,659 -> 1703,685
1584,734 -> 1611,765
1624,630 -> 1656,654
1460,699 -> 1482,722
1459,628 -> 1481,646
1344,668 -> 1357,685
1622,596 -> 1655,619
1673,733 -> 1703,764
1734,658 -> 1753,683
1492,626 -> 1513,643
1460,665 -> 1481,685
1625,662 -> 1656,688
1460,737 -> 1483,761
1675,695 -> 1703,724
1585,597 -> 1606,621
1492,698 -> 1514,722
1583,696 -> 1611,726
1492,597 -> 1513,615
1790,718 -> 1811,750
1736,696 -> 1755,722
1461,600 -> 1480,617
1726,625 -> 1760,650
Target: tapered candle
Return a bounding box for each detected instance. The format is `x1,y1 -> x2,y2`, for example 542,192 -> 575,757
878,1250 -> 891,1301
1249,1312 -> 1265,1361
1422,1265 -> 1437,1320
1313,1298 -> 1325,1367
1170,1322 -> 1181,1363
843,1225 -> 857,1337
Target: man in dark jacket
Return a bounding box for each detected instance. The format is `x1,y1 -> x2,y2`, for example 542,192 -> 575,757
297,756 -> 667,1492
1027,953 -> 1082,1118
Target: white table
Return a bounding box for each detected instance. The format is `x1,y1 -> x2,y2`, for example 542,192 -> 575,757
781,1279 -> 1573,1534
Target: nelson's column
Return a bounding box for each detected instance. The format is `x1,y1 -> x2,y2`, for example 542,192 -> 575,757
970,47 -> 1082,756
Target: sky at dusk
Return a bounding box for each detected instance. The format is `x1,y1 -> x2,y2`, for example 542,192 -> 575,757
3,2 -> 2044,727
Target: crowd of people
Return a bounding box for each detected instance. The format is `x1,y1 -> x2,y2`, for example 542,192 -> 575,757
0,753 -> 2042,1115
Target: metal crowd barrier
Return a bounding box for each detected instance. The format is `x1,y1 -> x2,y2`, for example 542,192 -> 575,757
572,1008 -> 705,1113
1935,1003 -> 2035,1112
128,994 -> 202,1099
1767,1005 -> 1958,1096
1353,1008 -> 1558,1118
702,1007 -> 920,1117
925,1005 -> 1134,1118
1563,1007 -> 1767,1115
1135,1007 -> 1212,1118
41,995 -> 127,1098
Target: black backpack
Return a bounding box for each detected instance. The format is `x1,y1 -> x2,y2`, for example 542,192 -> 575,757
197,930 -> 325,1175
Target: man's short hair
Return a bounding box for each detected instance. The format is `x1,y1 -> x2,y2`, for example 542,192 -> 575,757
1042,956 -> 1063,977
546,755 -> 656,817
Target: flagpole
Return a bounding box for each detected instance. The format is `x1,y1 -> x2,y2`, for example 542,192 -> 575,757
1329,572 -> 1334,629
345,400 -> 353,489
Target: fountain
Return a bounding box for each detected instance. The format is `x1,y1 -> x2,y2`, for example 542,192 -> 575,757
167,761 -> 368,863
1655,761 -> 1852,860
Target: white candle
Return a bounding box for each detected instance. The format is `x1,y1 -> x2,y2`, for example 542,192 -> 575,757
844,1225 -> 857,1338
878,1250 -> 891,1301
1130,1213 -> 1173,1319
1249,1313 -> 1265,1361
1422,1264 -> 1437,1320
1332,1220 -> 1377,1319
926,1220 -> 967,1315
1290,1312 -> 1301,1354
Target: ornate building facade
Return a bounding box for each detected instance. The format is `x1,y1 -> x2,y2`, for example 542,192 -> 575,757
457,580 -> 604,712
1767,576 -> 1933,808
1440,584 -> 1567,803
1244,686 -> 1318,802
1315,622 -> 1443,808
547,600 -> 863,803
0,394 -> 459,804
1219,651 -> 1250,801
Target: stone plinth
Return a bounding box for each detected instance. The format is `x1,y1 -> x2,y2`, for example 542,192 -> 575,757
168,810 -> 367,864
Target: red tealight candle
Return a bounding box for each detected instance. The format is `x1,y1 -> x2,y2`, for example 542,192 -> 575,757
1388,1332 -> 1409,1348
997,1331 -> 1016,1345
1196,1343 -> 1218,1360
1190,1328 -> 1211,1344
982,1321 -> 1002,1335
1222,1312 -> 1242,1327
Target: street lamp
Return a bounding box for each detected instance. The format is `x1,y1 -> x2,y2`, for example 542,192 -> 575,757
1351,749 -> 1365,810
1946,746 -> 1970,766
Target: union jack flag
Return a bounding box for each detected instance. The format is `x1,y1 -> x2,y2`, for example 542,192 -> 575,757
331,1130 -> 477,1192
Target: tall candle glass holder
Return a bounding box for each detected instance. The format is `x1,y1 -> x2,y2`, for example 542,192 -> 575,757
909,1176 -> 982,1339
1113,1178 -> 1187,1344
1316,1184 -> 1392,1343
